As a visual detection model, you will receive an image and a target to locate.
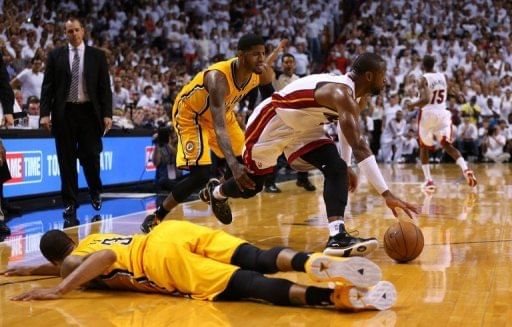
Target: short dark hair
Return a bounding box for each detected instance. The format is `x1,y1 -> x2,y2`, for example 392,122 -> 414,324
281,53 -> 295,62
40,230 -> 75,263
423,55 -> 435,70
65,17 -> 84,28
351,53 -> 385,76
27,96 -> 40,104
237,33 -> 265,51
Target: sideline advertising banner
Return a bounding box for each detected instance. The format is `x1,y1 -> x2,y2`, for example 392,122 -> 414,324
3,136 -> 155,197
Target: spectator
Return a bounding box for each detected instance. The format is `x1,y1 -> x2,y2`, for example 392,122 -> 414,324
456,115 -> 479,161
380,110 -> 406,163
136,85 -> 157,108
112,76 -> 130,110
460,96 -> 481,125
26,96 -> 40,129
401,129 -> 419,164
500,88 -> 512,120
484,125 -> 510,163
10,56 -> 44,103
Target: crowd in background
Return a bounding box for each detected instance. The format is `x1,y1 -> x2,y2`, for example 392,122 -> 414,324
1,0 -> 511,163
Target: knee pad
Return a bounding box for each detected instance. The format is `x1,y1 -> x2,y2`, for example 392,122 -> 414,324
320,158 -> 346,178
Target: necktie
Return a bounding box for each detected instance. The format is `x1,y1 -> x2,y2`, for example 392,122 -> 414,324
68,48 -> 79,102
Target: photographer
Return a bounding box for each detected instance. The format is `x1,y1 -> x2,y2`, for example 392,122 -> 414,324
153,127 -> 183,191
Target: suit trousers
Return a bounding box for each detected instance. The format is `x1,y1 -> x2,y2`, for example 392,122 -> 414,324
55,102 -> 102,206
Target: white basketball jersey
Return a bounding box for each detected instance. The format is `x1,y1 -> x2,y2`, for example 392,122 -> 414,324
270,73 -> 356,130
423,72 -> 447,111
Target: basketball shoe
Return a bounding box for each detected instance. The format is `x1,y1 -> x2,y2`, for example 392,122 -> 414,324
324,230 -> 378,257
305,253 -> 381,288
200,179 -> 233,224
463,169 -> 477,187
140,213 -> 160,233
331,281 -> 397,311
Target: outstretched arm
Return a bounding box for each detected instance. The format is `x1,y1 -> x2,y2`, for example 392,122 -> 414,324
1,263 -> 60,276
205,70 -> 255,190
11,250 -> 116,301
407,77 -> 430,110
316,84 -> 419,218
257,39 -> 288,100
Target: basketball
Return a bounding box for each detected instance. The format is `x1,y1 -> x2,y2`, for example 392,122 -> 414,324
384,221 -> 424,263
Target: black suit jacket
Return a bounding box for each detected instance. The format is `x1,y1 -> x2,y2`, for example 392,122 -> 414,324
40,44 -> 112,135
0,53 -> 14,115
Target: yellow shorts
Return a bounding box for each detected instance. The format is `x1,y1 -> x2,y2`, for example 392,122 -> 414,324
142,220 -> 246,300
174,106 -> 244,169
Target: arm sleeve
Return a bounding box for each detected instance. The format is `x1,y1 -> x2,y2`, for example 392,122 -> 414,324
337,122 -> 352,165
258,82 -> 275,100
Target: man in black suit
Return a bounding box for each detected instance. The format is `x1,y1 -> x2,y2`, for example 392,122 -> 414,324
40,18 -> 112,219
0,52 -> 14,239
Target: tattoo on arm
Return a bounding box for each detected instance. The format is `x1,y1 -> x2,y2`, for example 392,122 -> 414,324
204,71 -> 238,166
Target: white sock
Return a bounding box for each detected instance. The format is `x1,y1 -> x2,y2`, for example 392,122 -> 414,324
422,164 -> 431,181
456,157 -> 468,172
328,220 -> 344,236
213,185 -> 227,200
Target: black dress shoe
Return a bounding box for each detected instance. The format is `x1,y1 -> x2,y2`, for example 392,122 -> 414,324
91,195 -> 102,211
63,204 -> 77,219
296,179 -> 316,192
264,184 -> 282,193
0,220 -> 11,239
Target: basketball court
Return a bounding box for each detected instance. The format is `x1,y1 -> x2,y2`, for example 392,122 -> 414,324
1,163 -> 512,326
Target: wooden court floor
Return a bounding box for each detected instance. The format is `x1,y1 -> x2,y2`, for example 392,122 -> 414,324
1,164 -> 512,326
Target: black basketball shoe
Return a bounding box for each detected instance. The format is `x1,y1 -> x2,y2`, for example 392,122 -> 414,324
140,213 -> 160,234
324,230 -> 378,257
201,179 -> 233,224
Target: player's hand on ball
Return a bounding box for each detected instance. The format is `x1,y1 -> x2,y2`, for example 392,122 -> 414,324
382,190 -> 419,219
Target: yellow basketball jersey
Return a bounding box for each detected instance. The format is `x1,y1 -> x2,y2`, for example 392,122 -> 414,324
71,233 -> 170,294
172,58 -> 260,126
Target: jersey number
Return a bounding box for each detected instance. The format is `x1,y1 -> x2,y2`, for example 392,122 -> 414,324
430,90 -> 445,104
101,237 -> 133,246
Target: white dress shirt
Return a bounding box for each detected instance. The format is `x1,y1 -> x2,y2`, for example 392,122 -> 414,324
68,42 -> 89,102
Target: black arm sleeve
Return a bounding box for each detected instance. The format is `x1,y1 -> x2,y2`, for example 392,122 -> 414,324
258,82 -> 275,100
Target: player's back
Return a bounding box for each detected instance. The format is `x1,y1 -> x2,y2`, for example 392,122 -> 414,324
422,72 -> 447,111
71,233 -> 169,293
262,73 -> 355,131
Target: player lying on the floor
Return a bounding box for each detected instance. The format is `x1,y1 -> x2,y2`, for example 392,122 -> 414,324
2,220 -> 396,311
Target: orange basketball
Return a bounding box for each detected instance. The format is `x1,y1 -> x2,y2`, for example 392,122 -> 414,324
384,221 -> 424,263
